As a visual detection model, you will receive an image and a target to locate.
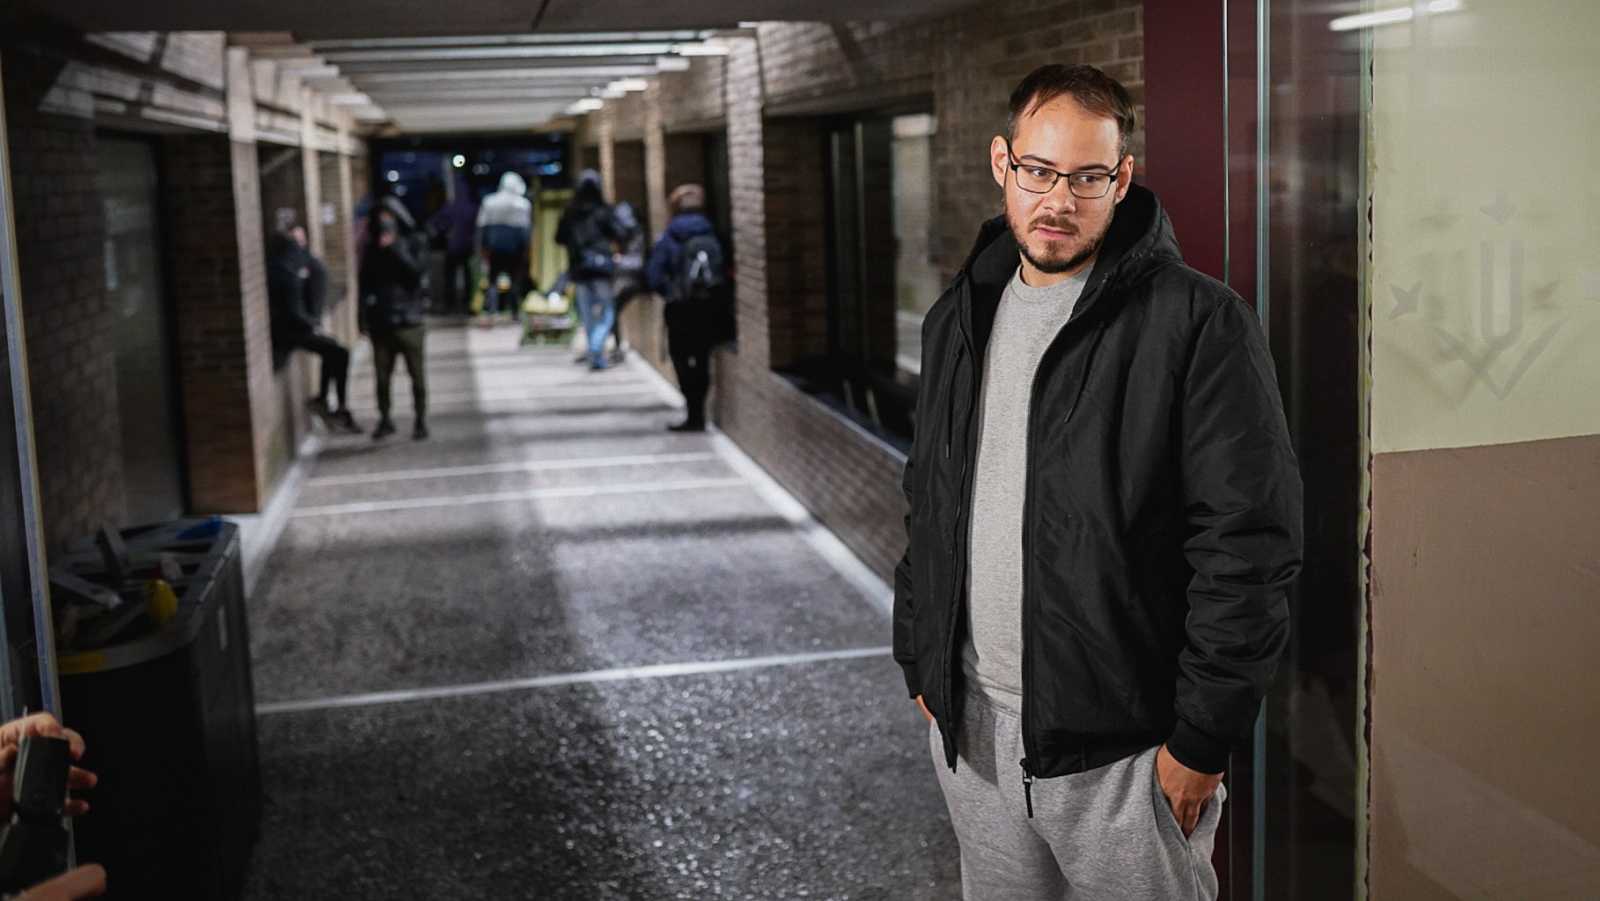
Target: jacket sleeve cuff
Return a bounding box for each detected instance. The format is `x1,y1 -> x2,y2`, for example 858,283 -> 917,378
901,662 -> 921,699
1166,718 -> 1230,775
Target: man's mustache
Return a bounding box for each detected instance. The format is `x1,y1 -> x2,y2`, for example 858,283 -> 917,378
1030,217 -> 1078,235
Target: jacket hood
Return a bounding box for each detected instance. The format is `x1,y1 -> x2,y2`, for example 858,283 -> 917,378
666,212 -> 715,241
962,182 -> 1181,309
497,172 -> 528,197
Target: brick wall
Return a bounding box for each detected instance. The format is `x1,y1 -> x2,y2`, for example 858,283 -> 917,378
930,0 -> 1144,277
657,58 -> 726,131
160,134 -> 261,512
756,21 -> 938,112
2,47 -> 124,550
662,134 -> 707,200
611,139 -> 649,228
760,117 -> 830,370
317,150 -> 358,346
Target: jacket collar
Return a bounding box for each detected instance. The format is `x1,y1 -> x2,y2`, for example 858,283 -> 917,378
957,183 -> 1181,348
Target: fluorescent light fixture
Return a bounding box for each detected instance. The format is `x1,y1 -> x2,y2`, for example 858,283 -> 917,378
327,92 -> 374,106
1330,0 -> 1463,32
737,21 -> 762,29
321,44 -> 676,63
286,65 -> 341,79
655,57 -> 691,72
352,66 -> 656,83
569,98 -> 605,113
675,40 -> 731,57
310,32 -> 703,51
609,78 -> 649,92
599,87 -> 626,99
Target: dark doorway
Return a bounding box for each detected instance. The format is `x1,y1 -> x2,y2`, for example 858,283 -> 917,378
96,136 -> 186,523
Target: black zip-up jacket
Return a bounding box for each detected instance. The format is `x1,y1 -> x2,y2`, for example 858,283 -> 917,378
359,237 -> 426,334
893,183 -> 1302,786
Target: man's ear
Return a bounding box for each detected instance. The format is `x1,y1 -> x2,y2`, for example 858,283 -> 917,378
1114,155 -> 1136,204
990,136 -> 1010,190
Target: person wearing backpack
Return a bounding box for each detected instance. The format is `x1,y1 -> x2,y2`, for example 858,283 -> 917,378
646,183 -> 725,432
555,170 -> 625,370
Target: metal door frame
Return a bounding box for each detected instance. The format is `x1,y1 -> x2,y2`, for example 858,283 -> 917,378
0,49 -> 64,720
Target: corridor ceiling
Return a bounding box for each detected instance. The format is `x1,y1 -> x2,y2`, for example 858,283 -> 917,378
19,1 -> 983,133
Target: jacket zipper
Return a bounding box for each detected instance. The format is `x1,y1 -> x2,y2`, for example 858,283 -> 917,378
1019,355 -> 1042,817
1017,282 -> 1107,817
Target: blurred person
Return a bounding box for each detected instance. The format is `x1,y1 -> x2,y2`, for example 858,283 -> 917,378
646,184 -> 725,432
608,201 -> 648,363
360,201 -> 430,441
267,225 -> 360,433
427,174 -> 481,314
476,171 -> 533,322
893,64 -> 1301,901
0,712 -> 103,899
555,170 -> 624,370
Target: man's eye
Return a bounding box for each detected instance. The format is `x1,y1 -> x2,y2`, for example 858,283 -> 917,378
1026,168 -> 1053,179
1072,173 -> 1107,186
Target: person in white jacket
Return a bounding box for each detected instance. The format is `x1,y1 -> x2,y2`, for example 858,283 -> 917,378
475,171 -> 534,320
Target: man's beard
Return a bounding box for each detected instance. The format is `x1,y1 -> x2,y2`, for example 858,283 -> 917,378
1007,200 -> 1107,275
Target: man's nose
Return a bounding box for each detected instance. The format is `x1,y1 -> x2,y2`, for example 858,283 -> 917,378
1039,179 -> 1078,216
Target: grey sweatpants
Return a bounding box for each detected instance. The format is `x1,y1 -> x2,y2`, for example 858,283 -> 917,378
930,691 -> 1224,901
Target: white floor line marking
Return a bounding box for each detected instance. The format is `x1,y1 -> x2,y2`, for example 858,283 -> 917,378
290,477 -> 749,518
256,646 -> 894,715
620,354 -> 896,617
707,433 -> 895,618
306,451 -> 720,487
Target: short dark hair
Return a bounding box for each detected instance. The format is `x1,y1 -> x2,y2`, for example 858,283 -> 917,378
1006,64 -> 1137,159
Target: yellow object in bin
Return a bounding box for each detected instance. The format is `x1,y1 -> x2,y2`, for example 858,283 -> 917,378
145,579 -> 179,625
522,290 -> 570,317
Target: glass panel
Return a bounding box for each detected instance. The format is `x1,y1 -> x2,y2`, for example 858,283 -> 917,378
97,137 -> 186,524
827,126 -> 864,361
1238,0 -> 1366,897
891,113 -> 939,376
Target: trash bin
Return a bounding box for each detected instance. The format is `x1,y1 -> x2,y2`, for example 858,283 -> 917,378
53,518 -> 261,900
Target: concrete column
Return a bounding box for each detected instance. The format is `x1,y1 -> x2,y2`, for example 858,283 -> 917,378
723,35 -> 768,369
597,108 -> 616,202
335,119 -> 358,335
643,84 -> 669,238
299,86 -> 325,257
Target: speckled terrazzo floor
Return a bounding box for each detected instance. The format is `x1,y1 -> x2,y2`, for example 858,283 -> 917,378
240,322 -> 961,900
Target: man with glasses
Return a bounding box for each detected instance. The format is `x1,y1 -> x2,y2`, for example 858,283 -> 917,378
893,65 -> 1302,900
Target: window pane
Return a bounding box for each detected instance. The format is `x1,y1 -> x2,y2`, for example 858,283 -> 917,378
891,113 -> 939,376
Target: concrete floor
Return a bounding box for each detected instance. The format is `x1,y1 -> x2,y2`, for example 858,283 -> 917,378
240,323 -> 961,900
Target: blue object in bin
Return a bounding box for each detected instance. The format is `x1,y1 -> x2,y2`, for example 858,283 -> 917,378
176,516 -> 224,541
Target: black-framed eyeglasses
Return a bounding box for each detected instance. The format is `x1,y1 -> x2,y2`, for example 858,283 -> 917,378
1004,139 -> 1121,198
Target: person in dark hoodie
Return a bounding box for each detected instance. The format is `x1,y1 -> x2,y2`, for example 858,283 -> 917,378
268,225 -> 359,433
894,65 -> 1301,900
646,184 -> 726,432
555,170 -> 625,370
427,174 -> 480,315
359,198 -> 430,440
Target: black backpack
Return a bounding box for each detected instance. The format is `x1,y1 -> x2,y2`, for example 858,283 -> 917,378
673,233 -> 725,304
